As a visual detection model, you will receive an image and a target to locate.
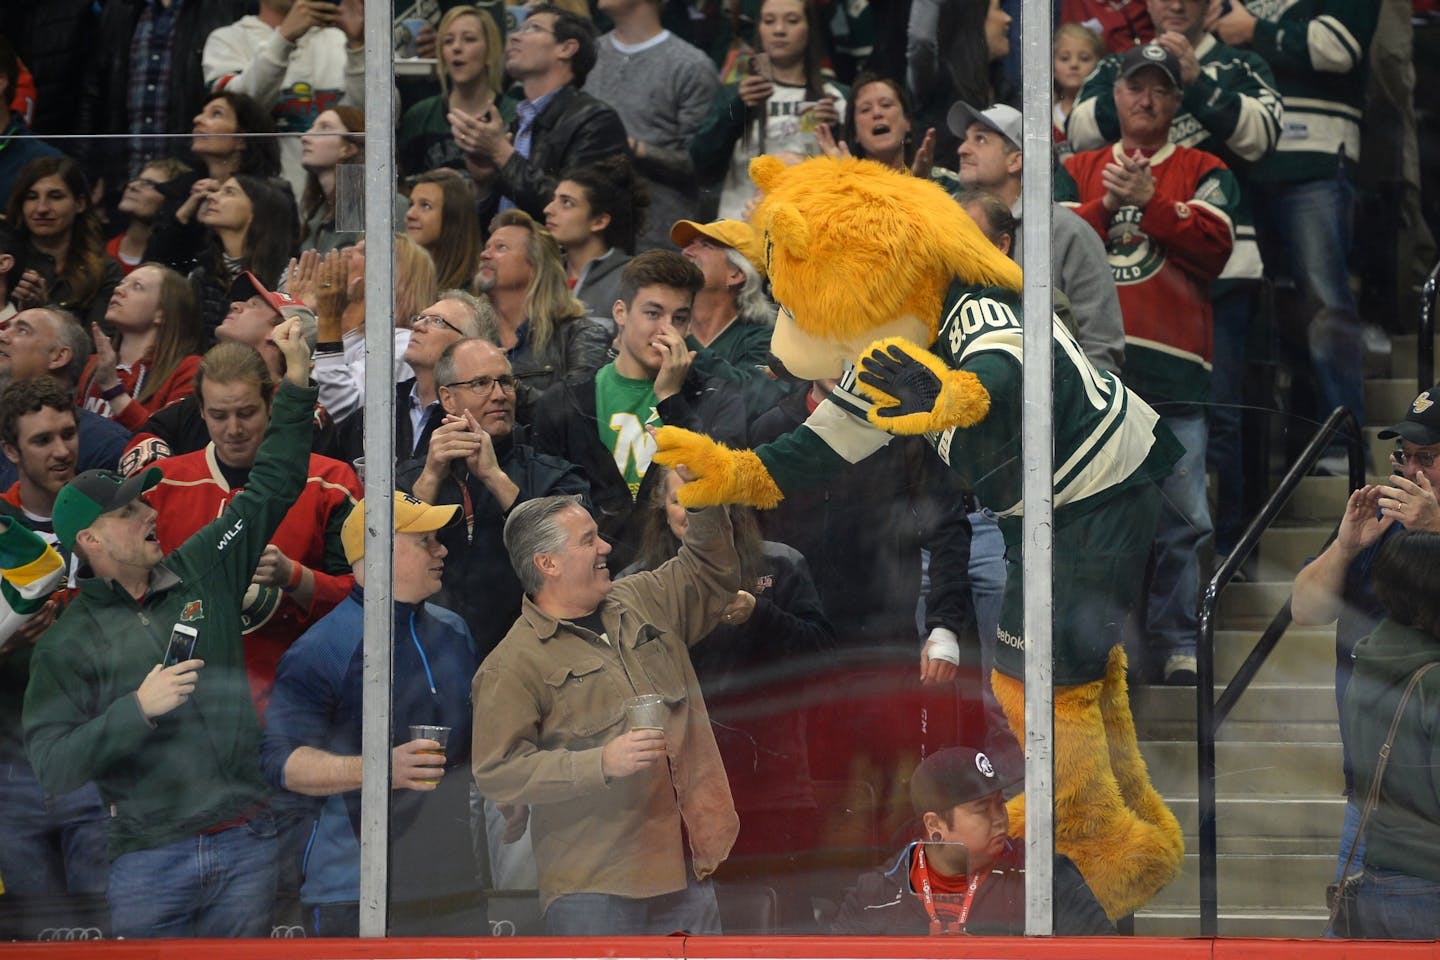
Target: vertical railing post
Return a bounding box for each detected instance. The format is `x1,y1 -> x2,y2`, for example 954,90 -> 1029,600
1019,0 -> 1055,936
358,5 -> 398,938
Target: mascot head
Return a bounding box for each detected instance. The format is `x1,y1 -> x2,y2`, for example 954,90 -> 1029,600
750,155 -> 1022,380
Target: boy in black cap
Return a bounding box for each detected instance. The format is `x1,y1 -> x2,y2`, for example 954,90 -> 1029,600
21,319 -> 314,938
832,747 -> 1113,936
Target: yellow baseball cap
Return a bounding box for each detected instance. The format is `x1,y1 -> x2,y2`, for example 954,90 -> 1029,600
341,493 -> 460,565
670,219 -> 766,277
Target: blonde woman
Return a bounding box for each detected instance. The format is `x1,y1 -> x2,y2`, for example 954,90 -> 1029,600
476,209 -> 611,418
398,6 -> 516,177
77,264 -> 204,431
301,234 -> 439,420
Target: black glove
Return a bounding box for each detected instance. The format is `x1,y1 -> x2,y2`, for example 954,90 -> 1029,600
858,344 -> 943,419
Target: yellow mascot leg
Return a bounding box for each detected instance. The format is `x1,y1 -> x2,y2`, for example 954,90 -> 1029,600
993,666 -> 1181,921
1100,647 -> 1186,864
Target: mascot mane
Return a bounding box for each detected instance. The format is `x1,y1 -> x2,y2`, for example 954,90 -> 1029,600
750,155 -> 1023,346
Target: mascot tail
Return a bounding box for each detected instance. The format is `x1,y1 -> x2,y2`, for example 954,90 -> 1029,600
994,667 -> 1183,921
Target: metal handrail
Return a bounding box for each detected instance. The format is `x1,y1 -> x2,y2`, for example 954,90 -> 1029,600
1194,406 -> 1364,934
1420,259 -> 1438,393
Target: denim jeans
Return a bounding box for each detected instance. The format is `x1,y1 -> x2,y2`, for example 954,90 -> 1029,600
1206,285 -> 1254,556
0,761 -> 109,895
967,509 -> 1021,774
1252,166 -> 1364,432
1354,865 -> 1440,939
106,813 -> 279,938
1146,411 -> 1213,664
542,872 -> 720,936
1334,795 -> 1367,883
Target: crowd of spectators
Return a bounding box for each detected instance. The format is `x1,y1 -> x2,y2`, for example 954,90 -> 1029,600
0,0 -> 1432,942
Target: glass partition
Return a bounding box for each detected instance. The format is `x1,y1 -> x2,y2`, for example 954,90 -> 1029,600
0,0 -> 1432,945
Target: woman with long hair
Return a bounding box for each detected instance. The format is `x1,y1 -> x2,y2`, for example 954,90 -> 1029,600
625,466 -> 835,917
692,0 -> 848,220
76,263 -> 205,431
404,169 -> 484,293
398,6 -> 516,177
906,0 -> 1013,160
6,156 -> 124,329
188,90 -> 282,184
476,209 -> 611,419
302,234 -> 438,422
150,174 -> 299,340
816,71 -> 958,190
1341,529 -> 1440,939
298,106 -> 365,254
542,156 -> 649,318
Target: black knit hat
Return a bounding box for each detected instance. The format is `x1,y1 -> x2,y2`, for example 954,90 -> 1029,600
910,747 -> 1017,816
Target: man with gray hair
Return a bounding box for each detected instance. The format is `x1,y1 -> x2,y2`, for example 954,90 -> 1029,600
472,489 -> 741,935
671,218 -> 795,423
0,306 -> 129,488
330,290 -> 498,467
400,337 -> 590,661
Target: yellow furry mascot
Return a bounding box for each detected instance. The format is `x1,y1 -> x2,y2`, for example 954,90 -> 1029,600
654,155 -> 1185,920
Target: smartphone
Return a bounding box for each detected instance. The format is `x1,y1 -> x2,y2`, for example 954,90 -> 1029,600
163,624 -> 198,668
745,52 -> 773,81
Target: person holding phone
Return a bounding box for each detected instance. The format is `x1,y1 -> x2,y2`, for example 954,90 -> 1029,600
691,0 -> 848,220
832,748 -> 1113,936
22,319 -> 316,939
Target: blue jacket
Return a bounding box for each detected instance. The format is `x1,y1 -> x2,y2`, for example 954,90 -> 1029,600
261,586 -> 480,904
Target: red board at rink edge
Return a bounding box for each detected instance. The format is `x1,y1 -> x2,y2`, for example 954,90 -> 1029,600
4,936 -> 1440,960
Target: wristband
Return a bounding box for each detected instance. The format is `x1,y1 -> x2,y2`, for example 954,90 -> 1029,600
924,627 -> 961,666
282,561 -> 306,592
99,382 -> 126,401
315,341 -> 343,355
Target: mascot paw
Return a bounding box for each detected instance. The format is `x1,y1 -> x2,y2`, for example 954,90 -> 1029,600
652,426 -> 784,509
855,337 -> 990,435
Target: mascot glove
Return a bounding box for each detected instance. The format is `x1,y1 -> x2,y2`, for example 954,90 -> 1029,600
652,426 -> 784,509
855,337 -> 991,435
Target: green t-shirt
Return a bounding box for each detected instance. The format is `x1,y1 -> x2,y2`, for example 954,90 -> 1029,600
594,363 -> 661,500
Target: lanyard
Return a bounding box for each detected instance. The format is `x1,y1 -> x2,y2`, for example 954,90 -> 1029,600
915,843 -> 984,935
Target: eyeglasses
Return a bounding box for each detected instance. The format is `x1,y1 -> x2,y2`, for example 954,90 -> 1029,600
444,374 -> 517,394
1391,446 -> 1439,469
514,20 -> 554,35
410,313 -> 463,335
128,177 -> 163,190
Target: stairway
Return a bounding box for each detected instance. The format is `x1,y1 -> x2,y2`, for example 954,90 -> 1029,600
1128,335 -> 1434,936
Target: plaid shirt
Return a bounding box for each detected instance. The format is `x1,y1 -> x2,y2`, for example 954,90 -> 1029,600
127,0 -> 184,172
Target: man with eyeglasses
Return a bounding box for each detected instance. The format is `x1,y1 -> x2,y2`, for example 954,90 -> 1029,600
327,291 -> 496,469
400,336 -> 591,665
1292,382 -> 1440,895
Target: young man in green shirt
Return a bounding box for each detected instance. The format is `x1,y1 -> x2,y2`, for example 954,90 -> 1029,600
532,250 -> 745,571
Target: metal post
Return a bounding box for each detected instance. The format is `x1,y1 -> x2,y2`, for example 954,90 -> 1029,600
358,4 -> 398,938
1019,0 -> 1055,936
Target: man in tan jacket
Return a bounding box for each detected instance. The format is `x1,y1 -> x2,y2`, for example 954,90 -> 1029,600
472,493 -> 740,934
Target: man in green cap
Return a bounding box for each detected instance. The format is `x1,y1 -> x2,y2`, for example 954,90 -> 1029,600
21,318 -> 314,939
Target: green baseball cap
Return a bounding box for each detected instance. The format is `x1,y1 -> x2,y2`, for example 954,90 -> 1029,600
53,467 -> 163,551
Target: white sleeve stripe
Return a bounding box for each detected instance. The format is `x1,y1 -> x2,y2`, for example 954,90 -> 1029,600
1309,16 -> 1362,73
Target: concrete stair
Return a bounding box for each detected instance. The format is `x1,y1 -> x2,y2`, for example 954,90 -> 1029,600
1130,440 -> 1347,937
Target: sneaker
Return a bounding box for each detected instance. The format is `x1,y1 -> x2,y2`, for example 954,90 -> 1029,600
1163,654 -> 1198,686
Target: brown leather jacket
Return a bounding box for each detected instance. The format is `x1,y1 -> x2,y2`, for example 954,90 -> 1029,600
472,507 -> 740,911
